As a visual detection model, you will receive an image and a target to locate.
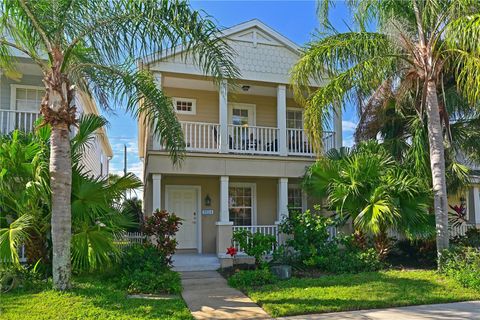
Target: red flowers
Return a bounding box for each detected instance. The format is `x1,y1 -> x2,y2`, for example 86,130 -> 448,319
226,246 -> 238,257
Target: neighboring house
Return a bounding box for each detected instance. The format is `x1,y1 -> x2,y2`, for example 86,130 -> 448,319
0,56 -> 113,178
138,19 -> 342,266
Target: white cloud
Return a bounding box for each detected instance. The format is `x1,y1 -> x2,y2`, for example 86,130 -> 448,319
343,137 -> 354,148
342,120 -> 358,132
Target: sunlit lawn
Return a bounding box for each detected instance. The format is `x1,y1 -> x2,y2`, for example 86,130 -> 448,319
243,270 -> 480,317
0,276 -> 193,320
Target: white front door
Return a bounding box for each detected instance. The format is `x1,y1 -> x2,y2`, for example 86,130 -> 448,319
165,186 -> 199,250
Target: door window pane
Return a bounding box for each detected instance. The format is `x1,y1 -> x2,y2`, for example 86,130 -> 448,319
286,110 -> 303,129
288,186 -> 303,214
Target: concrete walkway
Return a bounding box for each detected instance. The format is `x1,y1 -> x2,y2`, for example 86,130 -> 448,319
278,301 -> 480,320
180,271 -> 271,320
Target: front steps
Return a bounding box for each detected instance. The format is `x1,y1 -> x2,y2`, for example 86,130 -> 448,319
172,254 -> 221,272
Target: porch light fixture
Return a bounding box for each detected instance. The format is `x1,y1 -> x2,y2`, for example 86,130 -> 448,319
241,85 -> 250,92
204,194 -> 212,207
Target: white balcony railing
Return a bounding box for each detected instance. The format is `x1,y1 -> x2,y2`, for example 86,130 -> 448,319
228,124 -> 279,155
0,110 -> 40,134
157,121 -> 337,157
181,121 -> 220,152
287,128 -> 335,156
232,225 -> 279,254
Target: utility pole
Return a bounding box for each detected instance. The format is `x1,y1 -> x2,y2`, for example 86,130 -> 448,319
123,144 -> 127,176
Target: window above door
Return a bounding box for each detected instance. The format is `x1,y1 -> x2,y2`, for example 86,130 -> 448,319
173,97 -> 196,115
287,108 -> 303,129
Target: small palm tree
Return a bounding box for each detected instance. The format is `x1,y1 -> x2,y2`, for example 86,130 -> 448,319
0,115 -> 142,272
0,0 -> 238,289
303,141 -> 434,258
292,0 -> 480,261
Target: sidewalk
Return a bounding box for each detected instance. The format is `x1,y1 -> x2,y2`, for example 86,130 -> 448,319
278,301 -> 480,320
180,271 -> 271,320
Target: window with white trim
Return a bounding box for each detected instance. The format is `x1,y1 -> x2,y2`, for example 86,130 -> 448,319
173,97 -> 196,115
287,109 -> 303,129
229,185 -> 254,226
14,87 -> 43,112
288,185 -> 303,214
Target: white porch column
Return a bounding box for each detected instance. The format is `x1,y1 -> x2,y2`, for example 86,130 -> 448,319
219,176 -> 230,223
219,80 -> 229,153
152,73 -> 162,150
277,84 -> 287,156
473,186 -> 480,227
333,104 -> 343,150
277,178 -> 289,223
152,174 -> 161,212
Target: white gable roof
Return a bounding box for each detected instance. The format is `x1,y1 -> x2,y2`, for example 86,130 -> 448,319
145,19 -> 301,84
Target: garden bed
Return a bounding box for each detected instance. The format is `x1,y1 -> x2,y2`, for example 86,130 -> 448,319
0,275 -> 193,320
235,269 -> 480,317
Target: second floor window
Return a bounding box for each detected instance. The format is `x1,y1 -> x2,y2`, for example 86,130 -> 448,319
287,109 -> 303,129
173,97 -> 196,115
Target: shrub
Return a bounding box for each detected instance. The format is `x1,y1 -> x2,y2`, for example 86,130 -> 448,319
123,268 -> 181,294
388,239 -> 437,267
232,229 -> 276,266
440,247 -> 480,290
452,228 -> 480,248
143,209 -> 182,265
118,244 -> 181,294
228,268 -> 277,289
279,209 -> 334,263
311,246 -> 383,274
0,263 -> 47,293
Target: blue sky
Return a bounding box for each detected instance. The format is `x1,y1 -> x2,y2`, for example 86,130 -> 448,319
106,0 -> 358,179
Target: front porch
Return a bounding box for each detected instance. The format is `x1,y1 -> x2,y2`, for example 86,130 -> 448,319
146,174 -> 307,264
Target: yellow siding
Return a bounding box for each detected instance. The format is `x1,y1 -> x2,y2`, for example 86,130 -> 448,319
162,87 -> 219,123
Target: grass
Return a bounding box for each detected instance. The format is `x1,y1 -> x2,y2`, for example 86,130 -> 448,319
242,269 -> 480,317
0,276 -> 193,320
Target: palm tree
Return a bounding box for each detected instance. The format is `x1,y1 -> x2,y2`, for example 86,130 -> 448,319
303,141 -> 434,258
291,0 -> 480,261
0,115 -> 142,272
0,0 -> 238,289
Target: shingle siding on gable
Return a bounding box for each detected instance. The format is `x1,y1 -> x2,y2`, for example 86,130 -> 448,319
226,40 -> 298,77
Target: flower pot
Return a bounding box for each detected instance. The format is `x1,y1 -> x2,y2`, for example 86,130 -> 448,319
271,265 -> 292,279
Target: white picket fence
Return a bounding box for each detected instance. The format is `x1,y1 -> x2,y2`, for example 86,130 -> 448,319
232,225 -> 280,254
114,231 -> 146,249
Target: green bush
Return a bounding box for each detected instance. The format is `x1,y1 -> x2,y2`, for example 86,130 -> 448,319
228,268 -> 277,289
452,228 -> 480,248
440,247 -> 480,290
310,246 -> 383,274
123,268 -> 181,294
118,244 -> 181,294
279,209 -> 334,263
0,263 -> 47,293
232,229 -> 276,266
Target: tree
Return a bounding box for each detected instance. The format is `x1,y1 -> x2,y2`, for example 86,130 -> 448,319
303,141 -> 434,257
0,115 -> 141,272
291,0 -> 480,261
0,0 -> 238,289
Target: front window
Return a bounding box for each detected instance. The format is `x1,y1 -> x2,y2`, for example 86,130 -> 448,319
288,186 -> 303,214
232,108 -> 249,126
173,97 -> 196,115
229,185 -> 254,226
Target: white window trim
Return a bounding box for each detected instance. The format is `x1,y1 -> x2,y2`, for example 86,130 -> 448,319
228,102 -> 256,126
173,97 -> 197,115
164,185 -> 202,254
10,84 -> 45,111
288,183 -> 307,212
229,182 -> 257,225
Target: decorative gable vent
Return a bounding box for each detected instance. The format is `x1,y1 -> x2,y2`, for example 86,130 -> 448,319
230,27 -> 281,48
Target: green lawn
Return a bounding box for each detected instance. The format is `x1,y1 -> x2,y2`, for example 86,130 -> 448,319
243,270 -> 480,317
0,276 -> 193,320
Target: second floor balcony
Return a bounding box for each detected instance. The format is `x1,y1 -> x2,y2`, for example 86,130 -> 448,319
154,120 -> 335,157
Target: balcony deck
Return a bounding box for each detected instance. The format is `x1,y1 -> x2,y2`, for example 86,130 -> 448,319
155,120 -> 335,157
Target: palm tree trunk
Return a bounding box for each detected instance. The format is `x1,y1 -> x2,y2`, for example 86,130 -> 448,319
42,57 -> 76,290
425,79 -> 449,259
50,124 -> 72,290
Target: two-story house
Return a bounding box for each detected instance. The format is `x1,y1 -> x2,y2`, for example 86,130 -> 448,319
0,54 -> 113,178
138,20 -> 342,268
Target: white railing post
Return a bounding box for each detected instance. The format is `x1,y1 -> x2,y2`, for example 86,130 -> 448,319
219,80 -> 228,153
277,85 -> 287,156
152,174 -> 161,213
